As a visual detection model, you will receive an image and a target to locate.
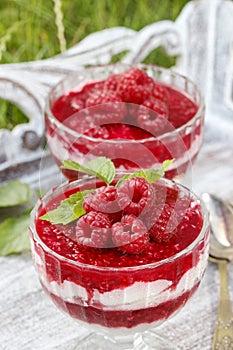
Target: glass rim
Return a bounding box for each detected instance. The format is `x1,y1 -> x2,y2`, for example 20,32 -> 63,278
29,174 -> 209,272
45,63 -> 205,144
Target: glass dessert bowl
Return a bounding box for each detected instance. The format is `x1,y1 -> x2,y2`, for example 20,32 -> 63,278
45,64 -> 205,181
29,163 -> 209,350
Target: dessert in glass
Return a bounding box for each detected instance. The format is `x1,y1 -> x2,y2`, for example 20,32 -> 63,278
30,158 -> 209,349
45,64 -> 205,181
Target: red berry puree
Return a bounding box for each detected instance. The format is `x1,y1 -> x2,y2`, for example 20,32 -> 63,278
46,67 -> 204,180
30,178 -> 209,332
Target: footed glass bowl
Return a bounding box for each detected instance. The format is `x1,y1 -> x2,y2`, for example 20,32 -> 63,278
29,175 -> 209,349
45,63 -> 205,181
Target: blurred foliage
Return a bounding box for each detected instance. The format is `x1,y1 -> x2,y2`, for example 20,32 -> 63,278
0,0 -> 190,128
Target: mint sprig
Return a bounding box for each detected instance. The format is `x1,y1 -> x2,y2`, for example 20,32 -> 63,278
115,159 -> 174,187
61,157 -> 115,185
42,156 -> 117,225
41,157 -> 174,225
40,190 -> 93,225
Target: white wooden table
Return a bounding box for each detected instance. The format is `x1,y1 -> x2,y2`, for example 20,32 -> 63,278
0,0 -> 233,349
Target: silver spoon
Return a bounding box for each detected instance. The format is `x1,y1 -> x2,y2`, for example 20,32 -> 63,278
202,193 -> 233,350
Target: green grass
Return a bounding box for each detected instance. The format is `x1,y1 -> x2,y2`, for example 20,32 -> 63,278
0,0 -> 190,129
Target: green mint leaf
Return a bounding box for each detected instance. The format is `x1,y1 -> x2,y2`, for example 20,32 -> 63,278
0,212 -> 30,256
116,159 -> 174,187
86,157 -> 116,185
0,180 -> 31,207
141,158 -> 174,182
40,200 -> 79,225
161,159 -> 175,172
61,157 -> 115,185
40,190 -> 93,225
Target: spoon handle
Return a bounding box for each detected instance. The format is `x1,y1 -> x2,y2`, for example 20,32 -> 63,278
212,260 -> 233,350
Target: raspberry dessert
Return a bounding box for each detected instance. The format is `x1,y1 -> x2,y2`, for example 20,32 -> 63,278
30,157 -> 209,347
45,64 -> 205,181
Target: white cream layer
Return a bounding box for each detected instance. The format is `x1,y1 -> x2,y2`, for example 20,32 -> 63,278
34,248 -> 208,312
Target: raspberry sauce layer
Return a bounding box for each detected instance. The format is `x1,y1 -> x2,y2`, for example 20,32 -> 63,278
51,83 -> 198,132
45,66 -> 204,179
43,282 -> 200,331
31,178 -> 209,331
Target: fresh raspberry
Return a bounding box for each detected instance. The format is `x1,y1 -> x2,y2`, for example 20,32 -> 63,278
178,202 -> 203,237
152,83 -> 170,103
117,68 -> 154,104
82,81 -> 105,96
168,91 -> 198,128
142,98 -> 168,117
85,90 -> 125,124
137,98 -> 169,135
86,89 -> 122,107
146,204 -> 178,243
168,193 -> 192,219
117,177 -> 155,216
75,211 -> 112,248
83,186 -> 122,223
112,214 -> 150,254
104,73 -> 121,90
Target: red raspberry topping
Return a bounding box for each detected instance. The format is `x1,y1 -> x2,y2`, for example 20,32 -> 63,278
168,90 -> 198,128
137,98 -> 169,135
152,83 -> 170,103
146,204 -> 178,243
112,214 -> 150,254
117,177 -> 155,216
142,98 -> 168,117
75,211 -> 112,248
85,90 -> 125,124
104,73 -> 121,91
177,202 -> 203,236
86,89 -> 122,107
117,68 -> 154,104
83,186 -> 122,223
